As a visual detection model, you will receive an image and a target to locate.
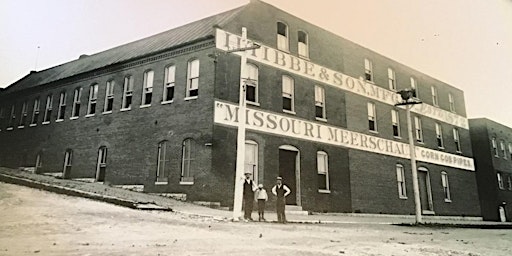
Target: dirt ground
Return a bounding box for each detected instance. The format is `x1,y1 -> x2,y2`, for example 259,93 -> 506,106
0,182 -> 510,256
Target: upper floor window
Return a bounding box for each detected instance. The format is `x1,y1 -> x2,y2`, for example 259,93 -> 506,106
122,76 -> 134,110
71,88 -> 81,118
0,107 -> 4,129
57,92 -> 66,120
181,138 -> 195,184
431,86 -> 438,106
508,175 -> 512,191
277,22 -> 289,51
414,116 -> 423,142
364,58 -> 373,82
367,102 -> 377,132
317,151 -> 330,192
245,140 -> 259,185
141,70 -> 154,106
492,137 -> 498,157
448,93 -> 455,112
396,164 -> 407,199
298,30 -> 309,58
453,128 -> 461,153
509,143 -> 512,160
19,101 -> 27,127
410,77 -> 419,98
282,75 -> 294,113
104,80 -> 115,113
246,63 -> 259,103
441,172 -> 451,202
87,84 -> 98,115
186,59 -> 199,98
388,68 -> 396,90
500,140 -> 507,159
435,123 -> 444,148
8,105 -> 15,129
31,98 -> 40,125
43,94 -> 53,123
315,85 -> 325,119
156,141 -> 169,183
163,65 -> 176,103
391,109 -> 400,137
497,172 -> 504,190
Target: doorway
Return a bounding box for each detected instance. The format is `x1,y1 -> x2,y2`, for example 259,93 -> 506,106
278,146 -> 300,206
96,147 -> 107,182
418,168 -> 434,213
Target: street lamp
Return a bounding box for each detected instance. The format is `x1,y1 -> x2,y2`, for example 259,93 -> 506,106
395,89 -> 423,224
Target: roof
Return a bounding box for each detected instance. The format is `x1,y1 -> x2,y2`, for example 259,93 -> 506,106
4,4 -> 247,93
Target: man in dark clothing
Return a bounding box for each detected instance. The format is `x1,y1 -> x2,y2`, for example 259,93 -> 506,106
272,176 -> 291,223
243,172 -> 257,221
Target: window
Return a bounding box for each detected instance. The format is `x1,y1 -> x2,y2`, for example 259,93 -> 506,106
57,92 -> 66,120
497,172 -> 504,190
315,85 -> 325,119
43,94 -> 53,122
245,140 -> 259,185
435,123 -> 444,148
96,146 -> 107,182
186,59 -> 199,98
410,77 -> 419,98
492,137 -> 498,157
18,101 -> 27,127
364,58 -> 373,82
448,93 -> 455,112
71,88 -> 81,118
86,84 -> 98,115
500,140 -> 506,159
104,80 -> 114,112
509,143 -> 512,160
508,175 -> 512,191
391,109 -> 400,137
63,149 -> 73,178
0,107 -> 4,130
141,70 -> 154,106
122,76 -> 134,110
414,116 -> 423,142
367,102 -> 377,132
431,86 -> 438,106
441,172 -> 451,202
181,139 -> 195,184
245,63 -> 258,103
163,65 -> 175,102
298,30 -> 309,58
317,151 -> 329,192
453,128 -> 461,152
396,164 -> 407,198
7,105 -> 15,129
277,22 -> 289,51
31,98 -> 40,125
35,154 -> 42,173
388,68 -> 396,90
156,141 -> 169,183
282,75 -> 294,112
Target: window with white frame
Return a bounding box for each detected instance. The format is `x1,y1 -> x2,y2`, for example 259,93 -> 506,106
410,77 -> 419,98
509,143 -> 512,160
57,92 -> 66,120
63,149 -> 73,177
186,59 -> 199,98
367,102 -> 377,132
298,30 -> 309,58
8,105 -> 15,129
317,151 -> 329,192
414,116 -> 423,142
508,175 -> 512,191
87,84 -> 98,115
71,88 -> 81,118
388,68 -> 396,90
156,141 -> 169,183
453,128 -> 461,152
435,123 -> 444,148
277,22 -> 289,51
282,75 -> 294,112
141,70 -> 154,106
245,140 -> 259,185
315,85 -> 325,119
43,94 -> 53,122
122,76 -> 134,110
448,93 -> 455,112
181,138 -> 195,184
31,98 -> 40,125
497,172 -> 504,189
441,171 -> 451,202
104,80 -> 114,112
500,140 -> 506,159
163,65 -> 175,102
364,58 -> 373,82
246,64 -> 258,103
431,86 -> 438,106
492,137 -> 498,157
18,101 -> 27,127
391,109 -> 400,137
396,164 -> 407,198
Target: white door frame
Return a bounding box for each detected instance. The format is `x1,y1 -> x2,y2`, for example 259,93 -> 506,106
278,145 -> 301,206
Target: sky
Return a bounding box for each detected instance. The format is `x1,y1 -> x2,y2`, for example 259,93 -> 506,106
1,0 -> 511,127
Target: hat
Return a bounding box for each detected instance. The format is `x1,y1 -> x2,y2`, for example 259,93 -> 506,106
258,184 -> 263,188
276,176 -> 282,180
244,172 -> 252,175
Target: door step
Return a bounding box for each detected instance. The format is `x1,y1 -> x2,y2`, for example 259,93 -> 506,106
285,205 -> 309,215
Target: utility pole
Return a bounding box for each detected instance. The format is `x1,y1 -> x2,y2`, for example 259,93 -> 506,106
395,89 -> 423,224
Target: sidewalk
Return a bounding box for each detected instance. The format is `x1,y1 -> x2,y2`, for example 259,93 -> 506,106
1,167 -> 511,228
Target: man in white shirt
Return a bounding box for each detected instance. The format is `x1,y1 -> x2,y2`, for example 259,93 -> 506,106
271,176 -> 291,223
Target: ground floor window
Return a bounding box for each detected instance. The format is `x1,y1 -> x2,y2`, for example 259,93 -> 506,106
396,164 -> 407,199
317,151 -> 329,193
441,171 -> 451,202
245,140 -> 258,185
156,141 -> 169,183
63,149 -> 73,178
181,139 -> 195,184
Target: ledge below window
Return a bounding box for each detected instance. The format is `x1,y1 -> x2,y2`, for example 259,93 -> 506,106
184,96 -> 198,101
120,108 -> 131,112
315,117 -> 327,122
318,189 -> 331,194
56,119 -> 64,123
70,116 -> 79,120
179,181 -> 194,185
42,121 -> 50,125
102,111 -> 112,115
17,126 -> 25,129
161,100 -> 174,105
155,181 -> 168,185
444,199 -> 452,203
29,124 -> 37,127
6,127 -> 13,131
246,101 -> 260,107
399,196 -> 408,200
140,104 -> 151,109
85,114 -> 95,118
283,109 -> 296,115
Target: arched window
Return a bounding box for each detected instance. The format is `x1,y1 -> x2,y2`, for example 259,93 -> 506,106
122,76 -> 134,110
181,138 -> 195,184
104,80 -> 115,113
277,22 -> 289,51
87,84 -> 98,115
141,70 -> 154,106
245,140 -> 259,185
71,87 -> 81,118
163,65 -> 176,102
156,141 -> 169,183
297,30 -> 308,58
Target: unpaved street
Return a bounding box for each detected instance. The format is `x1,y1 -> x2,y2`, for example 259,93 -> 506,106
0,182 -> 510,256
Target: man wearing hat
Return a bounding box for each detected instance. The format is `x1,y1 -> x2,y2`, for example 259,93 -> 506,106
272,176 -> 291,223
243,172 -> 257,221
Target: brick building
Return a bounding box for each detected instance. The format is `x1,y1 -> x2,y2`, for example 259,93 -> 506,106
469,118 -> 512,221
0,0 -> 480,216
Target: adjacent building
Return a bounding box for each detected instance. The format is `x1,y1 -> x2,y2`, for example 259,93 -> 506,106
0,0 -> 481,216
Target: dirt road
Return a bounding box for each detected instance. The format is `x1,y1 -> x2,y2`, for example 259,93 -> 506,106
0,182 -> 510,256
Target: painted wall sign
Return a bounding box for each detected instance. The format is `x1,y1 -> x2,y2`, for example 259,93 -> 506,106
215,29 -> 469,129
214,101 -> 475,171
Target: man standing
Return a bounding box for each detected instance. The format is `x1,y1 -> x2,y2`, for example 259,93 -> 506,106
243,172 -> 257,221
272,176 -> 291,223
